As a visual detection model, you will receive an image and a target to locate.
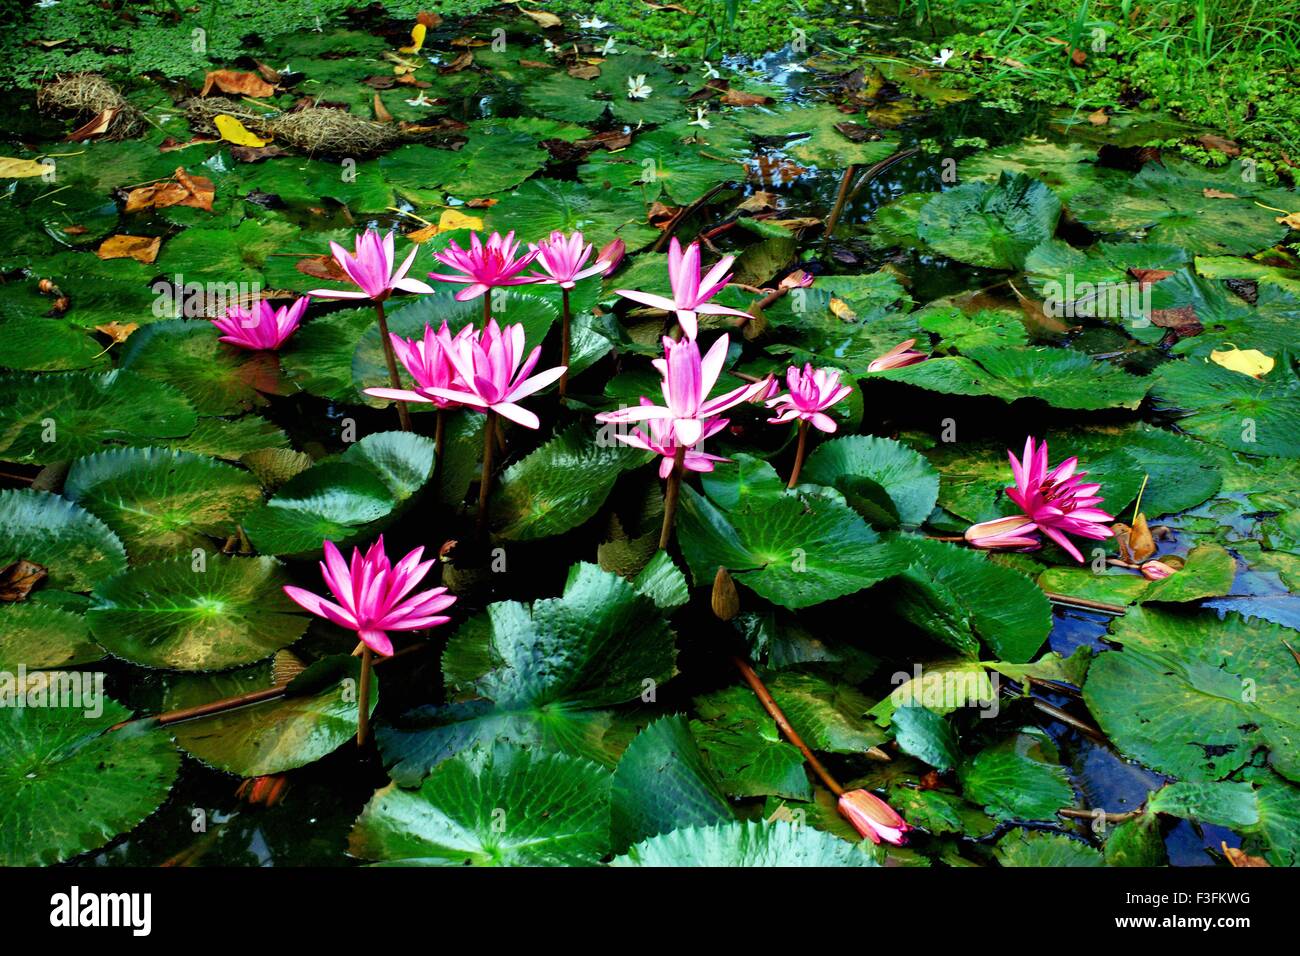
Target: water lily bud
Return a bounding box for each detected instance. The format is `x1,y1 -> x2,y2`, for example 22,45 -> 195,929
837,789 -> 912,845
964,515 -> 1041,551
596,238 -> 625,275
1140,559 -> 1178,581
712,566 -> 739,621
779,269 -> 814,290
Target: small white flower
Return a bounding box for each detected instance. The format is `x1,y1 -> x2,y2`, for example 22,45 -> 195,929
579,15 -> 610,29
405,92 -> 434,108
701,61 -> 720,80
932,48 -> 954,67
688,106 -> 711,129
600,36 -> 618,56
627,74 -> 653,100
653,43 -> 676,60
543,38 -> 559,53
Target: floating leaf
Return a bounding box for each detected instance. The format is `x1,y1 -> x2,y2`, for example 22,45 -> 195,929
350,745 -> 611,866
0,603 -> 103,671
87,555 -> 307,671
916,173 -> 1062,270
0,489 -> 126,591
959,730 -> 1073,822
612,820 -> 873,867
1151,360 -> 1300,457
802,435 -> 939,527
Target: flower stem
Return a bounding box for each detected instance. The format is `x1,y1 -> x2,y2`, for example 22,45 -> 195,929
658,445 -> 686,551
559,286 -> 571,401
356,647 -> 373,746
374,300 -> 411,432
787,420 -> 808,489
477,411 -> 496,538
482,292 -> 491,327
820,163 -> 857,251
732,656 -> 844,795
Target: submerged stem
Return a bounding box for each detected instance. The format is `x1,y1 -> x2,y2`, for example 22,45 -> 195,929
658,445 -> 687,551
374,299 -> 411,432
787,420 -> 809,488
477,411 -> 497,538
356,648 -> 373,746
820,164 -> 857,251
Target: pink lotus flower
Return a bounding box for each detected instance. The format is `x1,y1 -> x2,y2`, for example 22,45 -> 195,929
283,536 -> 455,657
615,237 -> 751,340
428,231 -> 538,301
363,321 -> 471,410
528,230 -> 614,289
416,319 -> 564,429
765,363 -> 852,433
977,436 -> 1113,563
308,228 -> 433,301
867,338 -> 928,373
609,398 -> 730,478
594,333 -> 761,447
838,789 -> 912,845
964,515 -> 1043,552
211,297 -> 307,350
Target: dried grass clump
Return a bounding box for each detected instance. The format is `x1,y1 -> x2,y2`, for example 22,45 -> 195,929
268,108 -> 401,156
179,96 -> 272,137
36,73 -> 146,139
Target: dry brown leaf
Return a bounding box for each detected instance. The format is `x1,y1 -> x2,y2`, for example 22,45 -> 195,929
1087,108 -> 1109,126
1128,267 -> 1175,289
1222,843 -> 1269,867
201,69 -> 277,98
451,36 -> 490,48
1275,210 -> 1300,230
65,108 -> 117,142
1113,513 -> 1156,564
96,234 -> 161,264
647,201 -> 678,228
1150,304 -> 1202,339
1203,187 -> 1239,199
0,559 -> 47,602
373,92 -> 393,123
95,321 -> 139,346
568,64 -> 601,80
1197,133 -> 1241,157
720,88 -> 772,107
395,74 -> 433,89
644,0 -> 694,11
440,51 -> 474,74
465,197 -> 498,209
295,255 -> 348,281
159,135 -> 219,152
517,5 -> 562,27
417,11 -> 444,28
768,217 -> 821,232
519,59 -> 553,69
1070,47 -> 1087,65
736,190 -> 777,213
125,167 -> 215,213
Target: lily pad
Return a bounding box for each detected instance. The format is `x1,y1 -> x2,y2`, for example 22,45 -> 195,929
0,603 -> 103,671
86,555 -> 308,671
802,434 -> 939,527
0,692 -> 179,865
959,730 -> 1074,822
917,173 -> 1062,270
0,489 -> 126,591
349,745 -> 612,866
64,447 -> 263,562
1150,359 -> 1300,458
171,654 -> 374,776
612,820 -> 872,867
0,369 -> 197,465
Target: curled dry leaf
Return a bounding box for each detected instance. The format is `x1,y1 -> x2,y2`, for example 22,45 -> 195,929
373,93 -> 393,123
124,167 -> 214,213
1112,513 -> 1156,564
516,5 -> 562,28
201,70 -> 277,98
0,559 -> 47,602
66,108 -> 117,142
1202,187 -> 1240,199
94,321 -> 139,346
440,51 -> 475,74
721,88 -> 772,107
96,234 -> 161,264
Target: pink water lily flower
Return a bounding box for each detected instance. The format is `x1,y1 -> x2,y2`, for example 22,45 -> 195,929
211,296 -> 307,350
1006,436 -> 1113,562
594,333 -> 761,447
615,237 -> 751,340
867,338 -> 928,373
527,230 -> 614,289
1140,559 -> 1178,581
766,363 -> 852,433
418,319 -> 564,429
308,228 -> 434,301
428,230 -> 538,301
610,398 -> 730,477
838,789 -> 912,845
283,536 -> 455,657
363,321 -> 471,410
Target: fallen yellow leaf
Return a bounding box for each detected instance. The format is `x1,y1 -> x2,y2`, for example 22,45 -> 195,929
399,22 -> 427,54
438,208 -> 484,232
1211,346 -> 1275,378
0,157 -> 56,178
214,114 -> 270,148
1276,211 -> 1300,230
517,4 -> 562,27
96,235 -> 161,264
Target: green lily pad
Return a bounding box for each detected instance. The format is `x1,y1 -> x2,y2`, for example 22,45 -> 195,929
611,715 -> 733,851
242,431 -> 435,557
802,435 -> 939,528
378,562 -> 677,785
0,692 -> 179,865
382,129 -> 547,198
691,687 -> 812,800
959,730 -> 1073,822
1147,781 -> 1260,827
0,489 -> 126,590
1151,359 -> 1300,458
86,555 -> 307,671
732,104 -> 898,168
485,178 -> 660,252
917,173 -> 1062,270
579,129 -> 739,205
119,319 -> 291,415
677,483 -> 906,609
0,603 -> 103,671
890,704 -> 960,772
612,820 -> 873,867
64,447 -> 263,562
490,424 -> 649,540
171,654 -> 374,776
962,139 -> 1121,201
280,307 -> 375,402
0,369 -> 197,465
1082,607 -> 1300,782
890,536 -> 1054,663
349,745 -> 612,866
995,830 -> 1102,867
